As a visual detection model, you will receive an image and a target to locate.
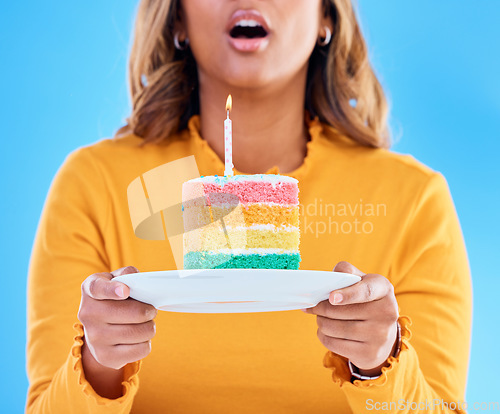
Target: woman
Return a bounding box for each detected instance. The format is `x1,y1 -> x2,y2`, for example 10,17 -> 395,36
26,0 -> 472,412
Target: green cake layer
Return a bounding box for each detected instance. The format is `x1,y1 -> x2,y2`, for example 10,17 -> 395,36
184,252 -> 301,270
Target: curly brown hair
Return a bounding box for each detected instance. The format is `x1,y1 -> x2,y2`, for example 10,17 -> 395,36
117,0 -> 391,148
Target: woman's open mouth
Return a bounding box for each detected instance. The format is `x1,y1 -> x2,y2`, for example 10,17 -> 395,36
226,10 -> 270,52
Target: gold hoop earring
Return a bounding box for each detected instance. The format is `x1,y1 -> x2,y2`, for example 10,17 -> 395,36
318,26 -> 332,47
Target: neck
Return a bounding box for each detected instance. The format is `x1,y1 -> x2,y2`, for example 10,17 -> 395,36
198,70 -> 309,174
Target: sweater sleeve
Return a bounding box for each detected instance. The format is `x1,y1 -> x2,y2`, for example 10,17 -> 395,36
26,147 -> 141,413
323,172 -> 472,413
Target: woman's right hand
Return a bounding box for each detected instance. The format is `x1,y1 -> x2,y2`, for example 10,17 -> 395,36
78,266 -> 157,397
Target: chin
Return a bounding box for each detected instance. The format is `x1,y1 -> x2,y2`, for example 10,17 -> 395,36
220,60 -> 285,90
226,74 -> 274,90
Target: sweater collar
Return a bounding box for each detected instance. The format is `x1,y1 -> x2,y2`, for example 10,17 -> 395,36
186,114 -> 324,179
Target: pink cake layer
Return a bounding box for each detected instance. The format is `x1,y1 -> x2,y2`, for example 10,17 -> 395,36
190,182 -> 298,205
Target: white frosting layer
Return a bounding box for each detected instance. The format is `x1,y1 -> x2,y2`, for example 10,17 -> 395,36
183,201 -> 298,208
187,174 -> 298,185
195,248 -> 300,255
224,224 -> 298,232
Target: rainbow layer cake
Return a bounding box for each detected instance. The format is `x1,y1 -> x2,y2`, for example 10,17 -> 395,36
182,174 -> 300,269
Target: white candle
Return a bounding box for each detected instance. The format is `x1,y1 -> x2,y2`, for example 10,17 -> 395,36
224,94 -> 233,176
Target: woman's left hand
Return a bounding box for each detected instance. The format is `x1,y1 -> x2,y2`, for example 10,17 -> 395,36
302,261 -> 400,377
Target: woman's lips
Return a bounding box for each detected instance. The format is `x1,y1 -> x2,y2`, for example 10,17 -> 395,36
227,36 -> 270,52
226,9 -> 271,53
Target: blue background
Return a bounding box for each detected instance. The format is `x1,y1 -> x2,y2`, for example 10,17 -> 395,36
1,1 -> 498,412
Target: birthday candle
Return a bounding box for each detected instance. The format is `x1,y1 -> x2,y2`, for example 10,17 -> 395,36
224,94 -> 233,176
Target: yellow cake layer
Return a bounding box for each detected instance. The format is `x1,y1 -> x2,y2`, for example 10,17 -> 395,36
183,203 -> 299,232
184,226 -> 300,252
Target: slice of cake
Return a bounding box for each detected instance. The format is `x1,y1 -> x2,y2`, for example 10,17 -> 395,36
182,174 -> 300,269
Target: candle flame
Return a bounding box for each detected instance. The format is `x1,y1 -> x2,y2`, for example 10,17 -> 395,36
225,94 -> 232,113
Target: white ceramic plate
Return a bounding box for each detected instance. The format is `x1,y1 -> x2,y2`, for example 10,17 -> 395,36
114,269 -> 361,313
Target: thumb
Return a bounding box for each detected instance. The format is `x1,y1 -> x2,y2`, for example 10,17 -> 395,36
82,272 -> 128,301
333,261 -> 365,277
109,266 -> 139,299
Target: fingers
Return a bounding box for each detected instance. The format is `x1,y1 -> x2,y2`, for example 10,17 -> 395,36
95,320 -> 156,345
111,266 -> 139,277
316,329 -> 394,370
315,315 -> 399,369
333,261 -> 365,277
110,266 -> 139,298
82,273 -> 126,300
82,266 -> 138,301
303,263 -> 400,371
80,298 -> 158,325
106,300 -> 157,324
79,266 -> 156,325
303,299 -> 373,320
329,273 -> 394,305
110,342 -> 152,369
316,316 -> 367,341
93,341 -> 152,370
316,331 -> 364,360
79,266 -> 155,370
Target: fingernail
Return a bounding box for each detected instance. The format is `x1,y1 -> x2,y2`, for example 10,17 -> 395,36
115,285 -> 125,298
301,308 -> 308,312
333,293 -> 343,304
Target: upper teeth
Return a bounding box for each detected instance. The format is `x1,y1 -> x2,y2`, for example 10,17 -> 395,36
235,19 -> 262,28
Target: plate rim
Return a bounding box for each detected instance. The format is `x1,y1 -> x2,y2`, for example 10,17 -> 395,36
113,269 -> 361,313
115,268 -> 362,279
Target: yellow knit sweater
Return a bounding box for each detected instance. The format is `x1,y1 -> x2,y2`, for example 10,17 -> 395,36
26,116 -> 471,413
